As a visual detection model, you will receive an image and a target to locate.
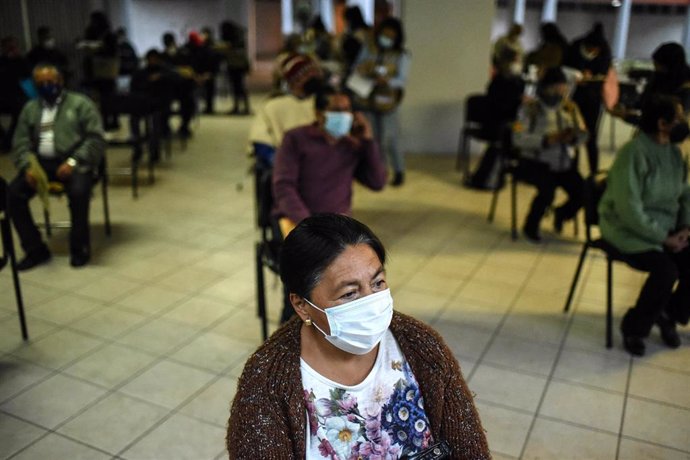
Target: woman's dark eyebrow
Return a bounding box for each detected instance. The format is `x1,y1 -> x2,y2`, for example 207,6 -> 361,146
334,266 -> 385,290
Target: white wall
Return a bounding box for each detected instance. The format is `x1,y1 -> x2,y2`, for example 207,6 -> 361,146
491,5 -> 685,61
400,0 -> 495,154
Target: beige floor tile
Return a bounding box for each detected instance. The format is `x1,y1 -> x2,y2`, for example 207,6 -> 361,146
0,373 -> 107,429
161,295 -> 236,329
0,413 -> 49,458
155,265 -> 227,294
623,397 -> 690,452
178,376 -> 237,427
62,343 -> 158,388
439,298 -> 509,332
470,365 -> 548,413
474,402 -> 533,458
198,269 -> 256,306
27,294 -> 104,326
0,281 -> 66,311
499,310 -> 569,345
617,437 -> 690,460
170,332 -> 255,374
11,328 -> 105,369
457,278 -> 521,308
552,347 -> 630,392
0,355 -> 53,403
119,359 -> 216,410
389,286 -> 451,321
629,363 -> 690,410
637,339 -> 690,374
73,274 -> 142,303
120,412 -> 226,459
483,335 -> 560,377
116,318 -> 200,356
69,306 -> 148,339
58,392 -> 169,454
10,433 -> 112,460
114,285 -> 190,316
539,381 -> 624,433
209,304 -> 277,346
522,417 -> 618,459
433,321 -> 494,361
0,316 -> 58,354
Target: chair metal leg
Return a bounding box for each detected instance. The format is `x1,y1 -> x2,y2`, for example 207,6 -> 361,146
606,257 -> 613,349
510,173 -> 518,241
256,242 -> 268,342
102,175 -> 111,237
461,135 -> 470,179
487,188 -> 500,223
2,211 -> 28,340
132,159 -> 139,199
564,242 -> 590,312
44,208 -> 52,237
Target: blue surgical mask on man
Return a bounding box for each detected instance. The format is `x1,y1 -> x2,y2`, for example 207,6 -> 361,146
37,83 -> 62,105
324,111 -> 354,139
378,35 -> 394,50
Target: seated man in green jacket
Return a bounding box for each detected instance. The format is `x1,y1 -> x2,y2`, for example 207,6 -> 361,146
599,94 -> 690,356
8,64 -> 104,270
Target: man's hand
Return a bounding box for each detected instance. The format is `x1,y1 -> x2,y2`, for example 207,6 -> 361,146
56,162 -> 74,181
351,112 -> 373,141
25,170 -> 38,189
664,230 -> 689,253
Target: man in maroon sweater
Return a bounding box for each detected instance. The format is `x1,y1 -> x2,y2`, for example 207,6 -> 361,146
272,87 -> 388,235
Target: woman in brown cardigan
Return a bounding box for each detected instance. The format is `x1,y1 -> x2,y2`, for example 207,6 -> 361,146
227,214 -> 490,459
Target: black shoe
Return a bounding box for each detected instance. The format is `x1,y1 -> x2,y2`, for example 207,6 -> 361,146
622,335 -> 646,356
523,226 -> 542,243
656,314 -> 681,348
17,246 -> 52,271
70,250 -> 90,268
391,172 -> 404,187
178,126 -> 192,139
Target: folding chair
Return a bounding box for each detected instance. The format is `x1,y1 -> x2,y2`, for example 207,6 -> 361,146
456,93 -> 492,180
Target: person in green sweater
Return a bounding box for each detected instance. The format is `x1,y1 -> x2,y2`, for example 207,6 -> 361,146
599,94 -> 690,356
8,64 -> 104,270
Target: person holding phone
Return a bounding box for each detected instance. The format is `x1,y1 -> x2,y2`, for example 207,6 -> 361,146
272,86 -> 387,236
227,213 -> 490,459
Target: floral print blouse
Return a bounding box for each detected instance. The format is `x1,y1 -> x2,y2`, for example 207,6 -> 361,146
301,330 -> 434,459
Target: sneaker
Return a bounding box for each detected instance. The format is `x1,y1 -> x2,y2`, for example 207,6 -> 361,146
16,246 -> 52,271
70,249 -> 90,268
622,335 -> 645,356
656,314 -> 681,348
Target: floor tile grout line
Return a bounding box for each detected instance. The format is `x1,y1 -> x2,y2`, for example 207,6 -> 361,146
0,409 -> 119,460
465,242 -> 548,383
516,251 -> 595,459
615,356 -> 634,460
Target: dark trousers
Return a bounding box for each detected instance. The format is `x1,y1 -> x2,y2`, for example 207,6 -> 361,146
8,158 -> 93,255
620,248 -> 690,337
517,159 -> 584,233
203,75 -> 216,113
573,90 -> 602,175
228,69 -> 249,112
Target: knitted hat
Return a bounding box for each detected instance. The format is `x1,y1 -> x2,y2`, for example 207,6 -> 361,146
281,54 -> 319,86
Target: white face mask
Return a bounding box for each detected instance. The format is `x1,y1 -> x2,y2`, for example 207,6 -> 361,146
305,288 -> 394,355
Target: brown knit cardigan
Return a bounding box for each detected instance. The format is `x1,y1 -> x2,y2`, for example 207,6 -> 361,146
226,311 -> 491,459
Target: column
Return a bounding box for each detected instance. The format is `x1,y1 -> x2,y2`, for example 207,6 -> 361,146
320,0 -> 335,32
681,6 -> 690,59
612,0 -> 632,60
282,0 -> 294,34
541,0 -> 558,23
513,0 -> 526,25
20,0 -> 31,51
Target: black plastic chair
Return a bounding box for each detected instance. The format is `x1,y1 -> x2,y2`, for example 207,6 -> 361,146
563,172 -> 643,349
457,93 -> 492,179
254,163 -> 281,341
0,177 -> 28,340
43,155 -> 112,238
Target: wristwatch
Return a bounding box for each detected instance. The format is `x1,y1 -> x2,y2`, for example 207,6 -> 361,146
65,157 -> 78,168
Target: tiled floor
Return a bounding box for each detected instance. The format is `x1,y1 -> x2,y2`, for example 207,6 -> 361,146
1,99 -> 689,459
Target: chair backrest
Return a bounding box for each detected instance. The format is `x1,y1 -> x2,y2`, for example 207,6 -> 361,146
465,94 -> 490,125
583,171 -> 608,241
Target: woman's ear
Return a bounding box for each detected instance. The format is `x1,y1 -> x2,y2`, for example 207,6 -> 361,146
290,293 -> 310,321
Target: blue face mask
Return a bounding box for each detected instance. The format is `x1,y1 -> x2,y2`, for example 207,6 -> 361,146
324,111 -> 353,139
37,83 -> 62,104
